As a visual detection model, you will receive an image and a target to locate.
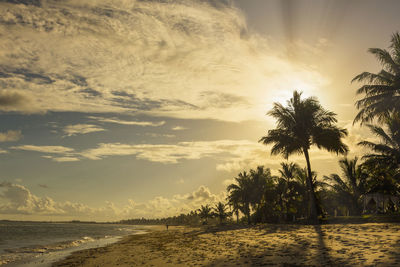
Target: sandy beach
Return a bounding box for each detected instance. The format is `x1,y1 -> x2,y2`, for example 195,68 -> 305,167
52,223 -> 400,266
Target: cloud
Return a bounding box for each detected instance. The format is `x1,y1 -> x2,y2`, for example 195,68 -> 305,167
0,0 -> 328,121
11,145 -> 75,154
0,182 -> 63,215
172,126 -> 187,131
0,130 -> 22,142
0,149 -> 8,154
79,140 -> 262,163
52,156 -> 80,162
0,182 -> 224,220
6,138 -> 273,171
176,178 -> 185,184
8,139 -> 272,171
63,124 -> 105,136
88,116 -> 165,127
0,90 -> 42,114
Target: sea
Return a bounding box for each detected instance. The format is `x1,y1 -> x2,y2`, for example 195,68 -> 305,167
0,220 -> 151,266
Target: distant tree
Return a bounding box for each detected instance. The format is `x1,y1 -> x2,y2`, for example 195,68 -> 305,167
213,202 -> 230,224
323,157 -> 367,215
198,205 -> 213,224
227,171 -> 252,224
362,161 -> 399,196
227,188 -> 241,224
260,91 -> 348,223
352,32 -> 400,124
249,166 -> 270,211
279,162 -> 300,182
276,162 -> 303,220
358,114 -> 400,171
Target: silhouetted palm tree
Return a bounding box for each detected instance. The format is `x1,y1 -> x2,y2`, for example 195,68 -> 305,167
358,114 -> 400,170
323,157 -> 367,215
249,166 -> 270,211
227,171 -> 252,224
352,32 -> 400,124
260,91 -> 348,223
226,189 -> 241,223
279,162 -> 300,182
198,205 -> 212,224
213,202 -> 230,224
277,162 -> 302,220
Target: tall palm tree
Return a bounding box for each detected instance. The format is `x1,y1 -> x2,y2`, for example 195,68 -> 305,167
323,157 -> 367,215
227,171 -> 252,224
358,114 -> 400,170
352,32 -> 400,124
213,202 -> 230,224
259,91 -> 348,223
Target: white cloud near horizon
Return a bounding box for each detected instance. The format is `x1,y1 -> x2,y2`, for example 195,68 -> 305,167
0,182 -> 224,220
0,0 -> 328,122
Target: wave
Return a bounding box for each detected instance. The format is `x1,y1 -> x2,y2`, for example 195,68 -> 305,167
0,235 -> 117,266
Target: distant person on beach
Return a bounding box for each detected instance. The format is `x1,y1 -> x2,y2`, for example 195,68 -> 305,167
166,224 -> 169,230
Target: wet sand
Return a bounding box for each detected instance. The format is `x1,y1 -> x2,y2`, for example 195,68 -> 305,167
53,223 -> 400,266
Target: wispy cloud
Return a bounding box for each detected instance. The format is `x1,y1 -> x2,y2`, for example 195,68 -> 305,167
79,140 -> 261,163
0,130 -> 22,142
52,157 -> 81,162
172,126 -> 187,131
9,139 -> 268,168
88,116 -> 165,127
63,124 -> 105,136
11,145 -> 75,154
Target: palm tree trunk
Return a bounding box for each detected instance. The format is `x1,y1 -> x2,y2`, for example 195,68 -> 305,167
303,148 -> 318,224
245,203 -> 251,225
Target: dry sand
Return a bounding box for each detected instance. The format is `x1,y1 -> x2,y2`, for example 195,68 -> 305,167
53,223 -> 400,266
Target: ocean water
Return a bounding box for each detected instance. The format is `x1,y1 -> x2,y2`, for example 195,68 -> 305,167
0,221 -> 149,266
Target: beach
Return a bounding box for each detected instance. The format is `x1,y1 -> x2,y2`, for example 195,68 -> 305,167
53,223 -> 400,266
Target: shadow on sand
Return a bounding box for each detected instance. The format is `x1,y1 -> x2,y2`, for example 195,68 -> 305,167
203,224 -> 347,266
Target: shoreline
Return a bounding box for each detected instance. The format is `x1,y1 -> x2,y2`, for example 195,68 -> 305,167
52,223 -> 400,266
1,225 -> 162,267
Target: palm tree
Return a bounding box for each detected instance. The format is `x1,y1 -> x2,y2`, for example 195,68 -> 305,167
358,114 -> 400,170
279,162 -> 300,182
213,202 -> 230,224
277,162 -> 301,220
323,157 -> 367,215
249,166 -> 270,211
259,91 -> 348,223
198,205 -> 212,224
227,171 -> 252,224
352,32 -> 400,124
226,189 -> 241,224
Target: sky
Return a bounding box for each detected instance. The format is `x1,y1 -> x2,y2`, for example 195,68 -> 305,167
0,0 -> 399,221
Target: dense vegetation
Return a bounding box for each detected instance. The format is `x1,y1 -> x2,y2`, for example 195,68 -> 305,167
121,33 -> 400,226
